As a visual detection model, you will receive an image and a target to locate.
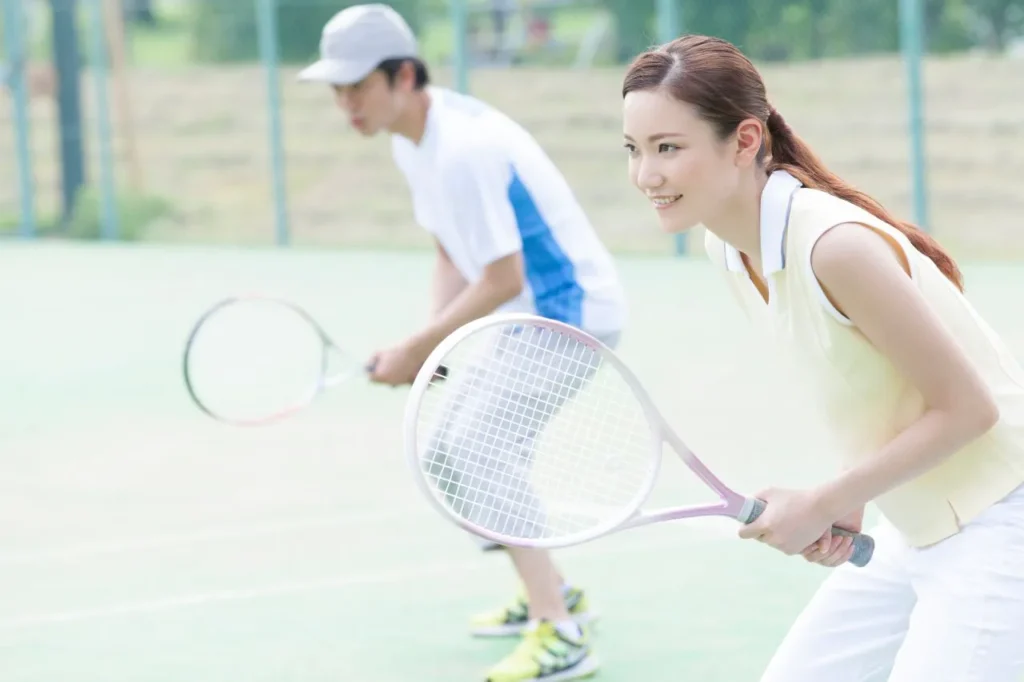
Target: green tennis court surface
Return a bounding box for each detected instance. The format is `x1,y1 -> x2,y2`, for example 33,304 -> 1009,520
2,242 -> 1022,681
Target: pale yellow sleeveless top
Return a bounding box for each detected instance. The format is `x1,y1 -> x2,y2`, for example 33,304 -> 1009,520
704,171 -> 1024,547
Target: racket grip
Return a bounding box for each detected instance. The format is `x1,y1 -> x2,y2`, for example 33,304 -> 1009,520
363,362 -> 446,379
742,498 -> 875,568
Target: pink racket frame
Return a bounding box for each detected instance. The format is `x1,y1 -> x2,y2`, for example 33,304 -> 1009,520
402,313 -> 759,550
182,294 -> 359,427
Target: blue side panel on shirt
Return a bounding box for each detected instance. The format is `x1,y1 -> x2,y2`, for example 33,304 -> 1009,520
506,169 -> 584,326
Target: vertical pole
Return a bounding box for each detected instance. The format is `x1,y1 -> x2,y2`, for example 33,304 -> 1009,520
451,0 -> 469,92
656,0 -> 680,43
656,0 -> 686,255
86,0 -> 119,239
2,0 -> 37,237
899,0 -> 929,230
103,0 -> 144,191
256,0 -> 289,245
51,0 -> 86,225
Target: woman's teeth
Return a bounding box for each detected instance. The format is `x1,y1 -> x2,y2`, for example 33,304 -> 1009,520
651,195 -> 681,208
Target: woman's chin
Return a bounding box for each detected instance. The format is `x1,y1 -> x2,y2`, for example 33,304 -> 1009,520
656,213 -> 699,234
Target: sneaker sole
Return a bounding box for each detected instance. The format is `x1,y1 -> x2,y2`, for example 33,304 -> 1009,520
470,612 -> 598,638
485,653 -> 600,682
541,654 -> 600,682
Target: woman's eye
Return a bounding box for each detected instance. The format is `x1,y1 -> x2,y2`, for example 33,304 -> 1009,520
659,143 -> 678,153
623,144 -> 637,156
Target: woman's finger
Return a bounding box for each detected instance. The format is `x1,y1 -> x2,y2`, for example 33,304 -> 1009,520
819,536 -> 855,567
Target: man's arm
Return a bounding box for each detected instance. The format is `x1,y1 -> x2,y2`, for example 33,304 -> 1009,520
411,145 -> 525,352
431,238 -> 469,318
414,250 -> 523,351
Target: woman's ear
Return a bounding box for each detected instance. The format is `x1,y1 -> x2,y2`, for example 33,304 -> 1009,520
734,117 -> 764,168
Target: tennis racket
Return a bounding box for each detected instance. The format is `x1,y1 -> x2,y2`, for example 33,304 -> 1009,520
402,313 -> 874,567
182,295 -> 447,426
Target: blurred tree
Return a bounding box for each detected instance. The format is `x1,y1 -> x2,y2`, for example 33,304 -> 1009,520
685,0 -> 754,49
191,0 -> 422,64
924,0 -> 976,53
598,0 -> 993,64
123,0 -> 157,26
807,0 -> 828,58
967,0 -> 1024,49
598,0 -> 656,63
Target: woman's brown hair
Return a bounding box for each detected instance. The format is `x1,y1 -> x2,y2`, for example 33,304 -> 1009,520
622,35 -> 963,291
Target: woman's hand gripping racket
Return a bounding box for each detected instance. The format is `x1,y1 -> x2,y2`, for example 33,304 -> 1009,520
402,313 -> 874,567
182,295 -> 447,426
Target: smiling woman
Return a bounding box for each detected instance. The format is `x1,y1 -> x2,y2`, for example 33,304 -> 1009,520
620,36 -> 960,293
620,34 -> 1024,682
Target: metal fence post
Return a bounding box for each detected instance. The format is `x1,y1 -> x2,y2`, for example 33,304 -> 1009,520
2,0 -> 37,237
656,0 -> 687,256
86,0 -> 119,239
256,0 -> 290,246
51,0 -> 86,225
450,0 -> 469,93
899,0 -> 929,231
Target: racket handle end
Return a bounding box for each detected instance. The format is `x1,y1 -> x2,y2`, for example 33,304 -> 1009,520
831,527 -> 875,568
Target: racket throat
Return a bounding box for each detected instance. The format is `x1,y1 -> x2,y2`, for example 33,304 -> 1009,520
624,501 -> 739,529
322,348 -> 362,387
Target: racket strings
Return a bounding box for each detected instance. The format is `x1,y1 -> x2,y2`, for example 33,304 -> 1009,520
184,298 -> 346,424
430,348 -> 647,537
416,323 -> 657,542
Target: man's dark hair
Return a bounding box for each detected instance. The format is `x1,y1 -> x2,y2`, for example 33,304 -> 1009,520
377,58 -> 429,90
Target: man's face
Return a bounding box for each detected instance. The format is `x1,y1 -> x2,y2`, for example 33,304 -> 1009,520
332,65 -> 414,136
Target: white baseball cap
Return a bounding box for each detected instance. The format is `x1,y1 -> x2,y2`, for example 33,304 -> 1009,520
298,4 -> 419,86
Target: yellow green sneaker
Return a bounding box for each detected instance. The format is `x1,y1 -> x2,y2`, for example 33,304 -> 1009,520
484,620 -> 599,682
470,586 -> 595,637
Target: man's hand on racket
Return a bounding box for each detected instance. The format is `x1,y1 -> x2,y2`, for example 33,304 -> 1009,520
799,506 -> 864,568
367,338 -> 430,387
737,487 -> 839,557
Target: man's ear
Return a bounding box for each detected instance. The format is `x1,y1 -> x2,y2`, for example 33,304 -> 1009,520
398,60 -> 417,91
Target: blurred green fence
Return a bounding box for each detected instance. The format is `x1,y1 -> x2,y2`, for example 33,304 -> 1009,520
2,0 -> 1023,257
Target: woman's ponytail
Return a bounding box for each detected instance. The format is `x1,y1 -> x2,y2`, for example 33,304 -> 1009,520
764,107 -> 963,291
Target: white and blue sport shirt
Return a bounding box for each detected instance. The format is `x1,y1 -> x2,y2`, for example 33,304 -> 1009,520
391,86 -> 627,337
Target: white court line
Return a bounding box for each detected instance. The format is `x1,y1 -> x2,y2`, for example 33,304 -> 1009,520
0,504 -> 736,567
0,559 -> 477,631
0,507 -> 420,566
0,525 -> 737,632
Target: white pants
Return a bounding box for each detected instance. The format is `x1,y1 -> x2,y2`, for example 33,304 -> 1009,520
760,484 -> 1024,682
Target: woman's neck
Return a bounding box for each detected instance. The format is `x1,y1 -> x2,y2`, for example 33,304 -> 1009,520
703,170 -> 770,266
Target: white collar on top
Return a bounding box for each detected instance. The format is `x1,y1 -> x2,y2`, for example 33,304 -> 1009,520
724,169 -> 803,276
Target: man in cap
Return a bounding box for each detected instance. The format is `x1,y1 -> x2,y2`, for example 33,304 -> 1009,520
300,5 -> 628,680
